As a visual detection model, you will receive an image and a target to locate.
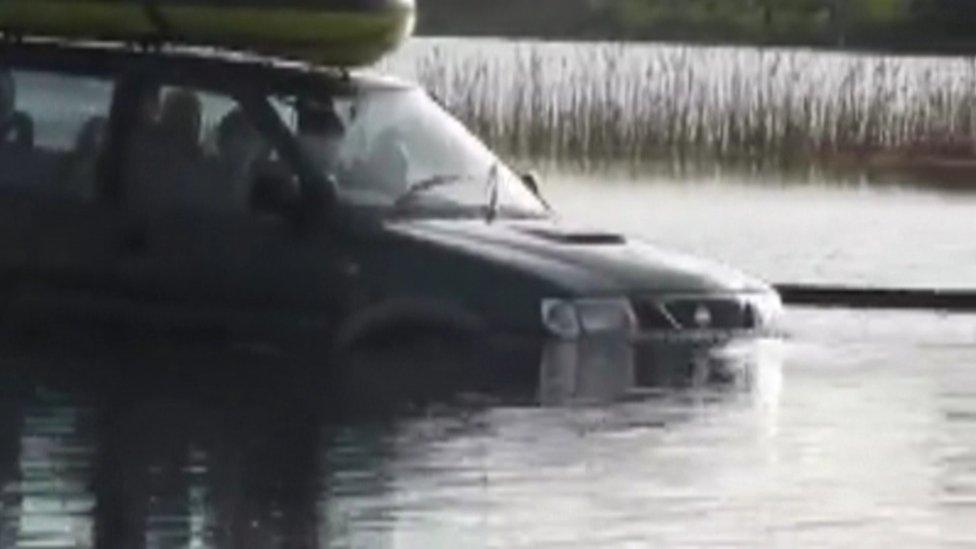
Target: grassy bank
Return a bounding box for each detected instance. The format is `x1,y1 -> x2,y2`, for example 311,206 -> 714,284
388,39 -> 976,183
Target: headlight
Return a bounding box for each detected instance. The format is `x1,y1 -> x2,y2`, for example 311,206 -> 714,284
541,299 -> 581,339
541,298 -> 636,339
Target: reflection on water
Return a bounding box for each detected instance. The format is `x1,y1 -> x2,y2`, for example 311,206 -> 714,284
0,308 -> 974,547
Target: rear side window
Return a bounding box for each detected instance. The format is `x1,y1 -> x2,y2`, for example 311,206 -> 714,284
0,69 -> 114,201
121,84 -> 294,216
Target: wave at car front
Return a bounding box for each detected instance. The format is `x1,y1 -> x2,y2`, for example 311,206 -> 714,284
537,291 -> 784,404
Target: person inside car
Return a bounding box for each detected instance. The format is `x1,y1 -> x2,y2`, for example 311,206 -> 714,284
158,89 -> 203,162
297,101 -> 346,179
0,69 -> 33,149
56,116 -> 107,200
0,69 -> 38,191
134,83 -> 162,134
214,108 -> 270,212
126,88 -> 209,213
365,127 -> 410,196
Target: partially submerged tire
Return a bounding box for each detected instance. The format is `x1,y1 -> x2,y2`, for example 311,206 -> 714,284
334,330 -> 485,412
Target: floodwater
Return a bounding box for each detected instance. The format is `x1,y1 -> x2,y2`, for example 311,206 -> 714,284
543,171 -> 976,289
0,306 -> 975,548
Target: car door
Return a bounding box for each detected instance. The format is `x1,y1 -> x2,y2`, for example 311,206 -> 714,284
114,82 -> 343,343
0,66 -> 124,327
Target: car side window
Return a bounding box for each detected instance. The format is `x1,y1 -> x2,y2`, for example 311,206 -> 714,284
0,68 -> 114,202
121,85 -> 296,217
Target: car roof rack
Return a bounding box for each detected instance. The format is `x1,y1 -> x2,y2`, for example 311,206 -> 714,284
0,0 -> 415,68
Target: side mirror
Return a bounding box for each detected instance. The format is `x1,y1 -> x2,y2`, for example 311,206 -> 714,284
250,168 -> 301,217
521,172 -> 542,197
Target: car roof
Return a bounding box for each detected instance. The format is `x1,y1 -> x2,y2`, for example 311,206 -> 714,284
0,36 -> 415,95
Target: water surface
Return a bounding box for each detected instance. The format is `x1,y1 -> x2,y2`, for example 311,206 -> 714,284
1,307 -> 975,547
543,171 -> 976,289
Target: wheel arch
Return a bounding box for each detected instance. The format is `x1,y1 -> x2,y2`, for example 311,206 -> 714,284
331,297 -> 489,355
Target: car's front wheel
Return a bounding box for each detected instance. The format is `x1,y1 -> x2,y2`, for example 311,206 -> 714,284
332,329 -> 486,413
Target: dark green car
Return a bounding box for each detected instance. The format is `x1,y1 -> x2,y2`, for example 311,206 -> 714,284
0,39 -> 782,403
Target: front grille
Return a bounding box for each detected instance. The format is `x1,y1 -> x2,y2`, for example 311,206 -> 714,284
632,299 -> 676,330
632,296 -> 757,331
666,298 -> 755,330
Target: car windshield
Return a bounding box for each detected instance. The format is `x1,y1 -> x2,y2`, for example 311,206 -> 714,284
275,86 -> 548,218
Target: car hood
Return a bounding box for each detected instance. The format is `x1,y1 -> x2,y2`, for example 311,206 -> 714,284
383,217 -> 771,296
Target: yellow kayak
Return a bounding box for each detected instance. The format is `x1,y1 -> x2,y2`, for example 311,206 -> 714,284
0,0 -> 415,66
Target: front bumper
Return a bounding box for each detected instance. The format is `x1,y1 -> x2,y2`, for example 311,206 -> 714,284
536,330 -> 782,405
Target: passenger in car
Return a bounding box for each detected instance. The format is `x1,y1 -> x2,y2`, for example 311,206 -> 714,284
214,108 -> 270,212
0,69 -> 33,149
297,101 -> 345,177
126,88 -> 210,214
133,83 -> 161,132
366,128 -> 410,194
98,79 -> 156,202
159,89 -> 203,161
0,69 -> 41,191
56,116 -> 107,201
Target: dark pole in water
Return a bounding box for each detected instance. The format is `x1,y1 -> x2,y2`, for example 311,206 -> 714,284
776,284 -> 976,312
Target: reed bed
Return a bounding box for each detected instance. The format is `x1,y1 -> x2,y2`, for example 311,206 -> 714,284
384,38 -> 976,174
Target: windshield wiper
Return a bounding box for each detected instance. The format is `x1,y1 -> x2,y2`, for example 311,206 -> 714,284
392,174 -> 476,211
392,164 -> 503,219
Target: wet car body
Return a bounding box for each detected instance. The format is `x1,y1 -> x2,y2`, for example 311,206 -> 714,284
0,39 -> 782,401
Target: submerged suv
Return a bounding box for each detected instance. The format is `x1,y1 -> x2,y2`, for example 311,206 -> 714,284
0,39 -> 781,401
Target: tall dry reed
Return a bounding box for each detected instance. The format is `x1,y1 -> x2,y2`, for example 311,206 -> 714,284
384,38 -> 976,174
